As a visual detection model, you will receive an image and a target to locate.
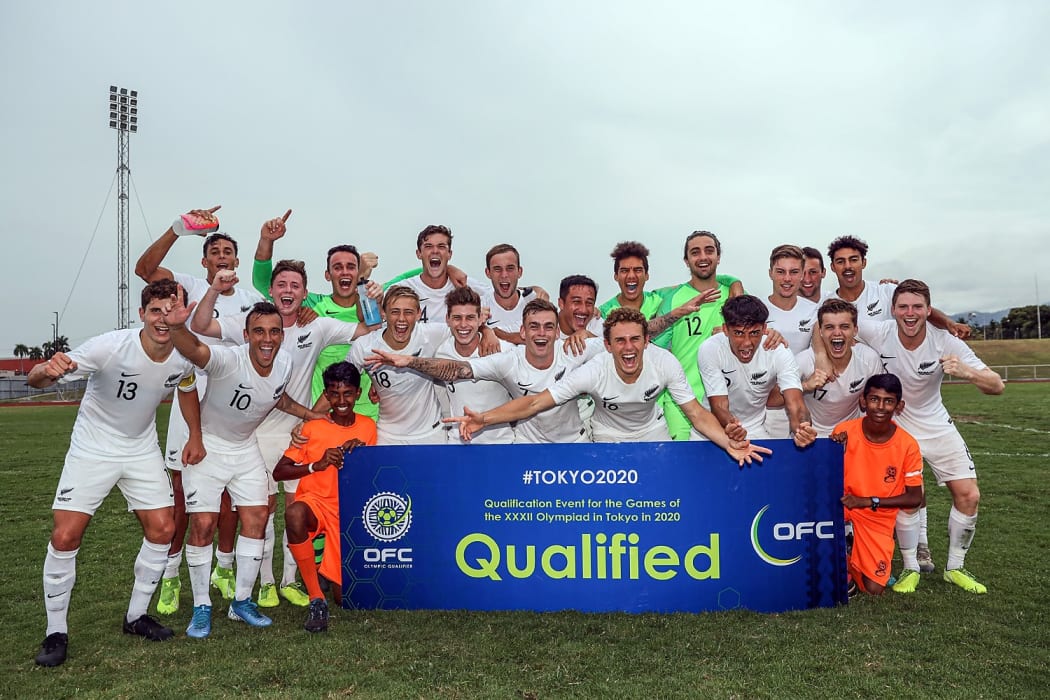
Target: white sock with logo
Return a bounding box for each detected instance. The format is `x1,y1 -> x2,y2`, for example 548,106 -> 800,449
127,538 -> 169,622
234,536 -> 265,602
43,543 -> 78,636
946,506 -> 977,570
163,550 -> 183,579
896,509 -> 921,571
185,544 -> 213,607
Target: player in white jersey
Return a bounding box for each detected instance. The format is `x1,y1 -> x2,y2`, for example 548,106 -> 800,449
698,295 -> 817,448
28,280 -> 201,667
796,299 -> 885,436
347,285 -> 452,444
447,309 -> 771,460
366,299 -> 604,443
799,247 -> 827,304
761,245 -> 819,438
192,254 -> 373,607
436,286 -> 516,444
166,297 -> 325,638
135,207 -> 264,613
480,243 -> 548,343
389,224 -> 487,324
856,279 -> 1003,594
557,274 -> 605,342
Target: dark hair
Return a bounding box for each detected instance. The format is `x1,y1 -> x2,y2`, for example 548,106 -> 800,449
864,373 -> 903,401
485,243 -> 520,268
203,232 -> 238,257
817,298 -> 858,325
382,284 -> 420,311
683,230 -> 722,259
603,307 -> 648,342
521,298 -> 558,323
721,294 -> 769,327
271,259 -> 307,287
827,235 -> 869,261
141,279 -> 184,308
610,241 -> 650,273
326,244 -> 361,271
768,244 -> 805,267
245,301 -> 281,331
323,361 -> 362,389
892,279 -> 932,306
416,224 -> 453,251
559,274 -> 598,301
445,286 -> 482,313
802,246 -> 825,270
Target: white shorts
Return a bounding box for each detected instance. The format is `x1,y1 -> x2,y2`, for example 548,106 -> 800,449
762,407 -> 791,439
164,375 -> 208,472
257,431 -> 299,496
183,443 -> 269,512
916,429 -> 977,485
53,451 -> 173,515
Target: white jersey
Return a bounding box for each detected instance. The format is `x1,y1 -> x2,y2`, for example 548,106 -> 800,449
558,316 -> 604,340
763,296 -> 818,355
698,334 -> 803,434
435,338 -> 516,444
397,274 -> 487,325
469,338 -> 604,443
826,281 -> 897,322
60,329 -> 194,460
173,272 -> 264,346
796,344 -> 884,436
548,346 -> 693,442
217,314 -> 359,436
481,288 -> 539,334
857,320 -> 988,439
200,344 -> 293,451
347,324 -> 450,441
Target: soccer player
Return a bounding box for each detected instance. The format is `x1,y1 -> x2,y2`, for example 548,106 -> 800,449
390,224 -> 486,325
347,285 -> 453,445
652,230 -> 745,439
799,246 -> 826,304
857,279 -> 1003,593
366,299 -> 605,443
28,280 -> 201,667
166,296 -> 326,638
450,308 -> 772,464
698,295 -> 817,447
437,286 -> 516,444
833,374 -> 924,595
557,275 -> 605,340
192,250 -> 373,608
480,243 -> 547,343
796,299 -> 884,436
134,207 -> 263,614
273,361 -> 377,632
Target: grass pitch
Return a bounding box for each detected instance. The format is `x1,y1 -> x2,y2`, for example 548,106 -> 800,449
1,383 -> 1048,698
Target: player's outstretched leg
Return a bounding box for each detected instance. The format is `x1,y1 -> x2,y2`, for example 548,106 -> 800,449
36,543 -> 77,666
123,538 -> 174,641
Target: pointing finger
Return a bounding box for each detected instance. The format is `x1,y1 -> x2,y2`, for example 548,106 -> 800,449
282,209 -> 292,222
207,205 -> 222,214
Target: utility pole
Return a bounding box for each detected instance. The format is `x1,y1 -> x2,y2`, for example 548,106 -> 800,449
108,86 -> 139,329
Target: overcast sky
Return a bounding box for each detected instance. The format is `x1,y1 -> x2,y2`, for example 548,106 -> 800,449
3,1 -> 1048,351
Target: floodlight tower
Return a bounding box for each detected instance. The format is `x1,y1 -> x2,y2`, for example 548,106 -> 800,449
108,85 -> 139,329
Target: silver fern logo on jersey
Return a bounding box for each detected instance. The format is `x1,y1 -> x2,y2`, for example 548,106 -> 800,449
363,492 -> 413,542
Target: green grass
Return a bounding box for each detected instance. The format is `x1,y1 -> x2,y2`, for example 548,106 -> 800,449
964,338 -> 1050,367
1,385 -> 1048,698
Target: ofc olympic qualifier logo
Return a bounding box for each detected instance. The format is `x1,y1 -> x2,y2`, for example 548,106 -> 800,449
362,492 -> 413,542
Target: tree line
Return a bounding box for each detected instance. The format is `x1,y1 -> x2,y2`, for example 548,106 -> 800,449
958,304 -> 1049,340
11,337 -> 71,373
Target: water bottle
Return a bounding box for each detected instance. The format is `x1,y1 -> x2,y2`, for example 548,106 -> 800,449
358,279 -> 383,326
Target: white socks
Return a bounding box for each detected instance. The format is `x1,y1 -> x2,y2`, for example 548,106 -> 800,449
43,543 -> 78,636
280,531 -> 299,589
259,514 -> 276,586
895,509 -> 921,571
185,543 -> 213,607
234,536 -> 264,602
947,506 -> 977,570
163,550 -> 183,579
127,539 -> 168,622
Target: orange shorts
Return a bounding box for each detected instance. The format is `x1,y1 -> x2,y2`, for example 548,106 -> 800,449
298,493 -> 341,585
846,509 -> 895,588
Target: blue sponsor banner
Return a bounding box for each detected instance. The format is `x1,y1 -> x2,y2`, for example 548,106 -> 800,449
339,439 -> 847,613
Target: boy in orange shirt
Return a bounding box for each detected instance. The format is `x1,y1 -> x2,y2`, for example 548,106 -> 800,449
832,374 -> 923,596
273,362 -> 376,632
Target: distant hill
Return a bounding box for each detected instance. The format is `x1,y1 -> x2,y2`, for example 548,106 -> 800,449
947,307 -> 1011,326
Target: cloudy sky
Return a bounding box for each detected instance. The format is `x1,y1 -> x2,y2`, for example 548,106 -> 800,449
3,1 -> 1048,351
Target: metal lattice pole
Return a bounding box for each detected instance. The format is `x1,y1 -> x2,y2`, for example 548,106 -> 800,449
108,86 -> 139,329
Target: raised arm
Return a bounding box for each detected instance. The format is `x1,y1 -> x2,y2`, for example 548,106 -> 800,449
647,288 -> 721,338
163,287 -> 211,369
364,349 -> 476,382
135,206 -> 220,282
189,270 -> 240,338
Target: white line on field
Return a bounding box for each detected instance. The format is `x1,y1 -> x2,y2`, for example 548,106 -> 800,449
955,419 -> 1050,435
971,451 -> 1050,458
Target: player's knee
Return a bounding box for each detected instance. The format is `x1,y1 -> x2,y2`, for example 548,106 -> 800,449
145,518 -> 176,545
50,529 -> 84,551
283,502 -> 310,542
863,578 -> 885,596
189,513 -> 218,543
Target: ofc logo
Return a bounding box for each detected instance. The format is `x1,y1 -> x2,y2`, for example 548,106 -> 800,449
362,492 -> 413,542
750,505 -> 834,567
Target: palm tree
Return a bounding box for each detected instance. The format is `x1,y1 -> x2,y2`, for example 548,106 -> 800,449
54,335 -> 70,354
28,346 -> 43,360
13,344 -> 29,374
42,341 -> 54,359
